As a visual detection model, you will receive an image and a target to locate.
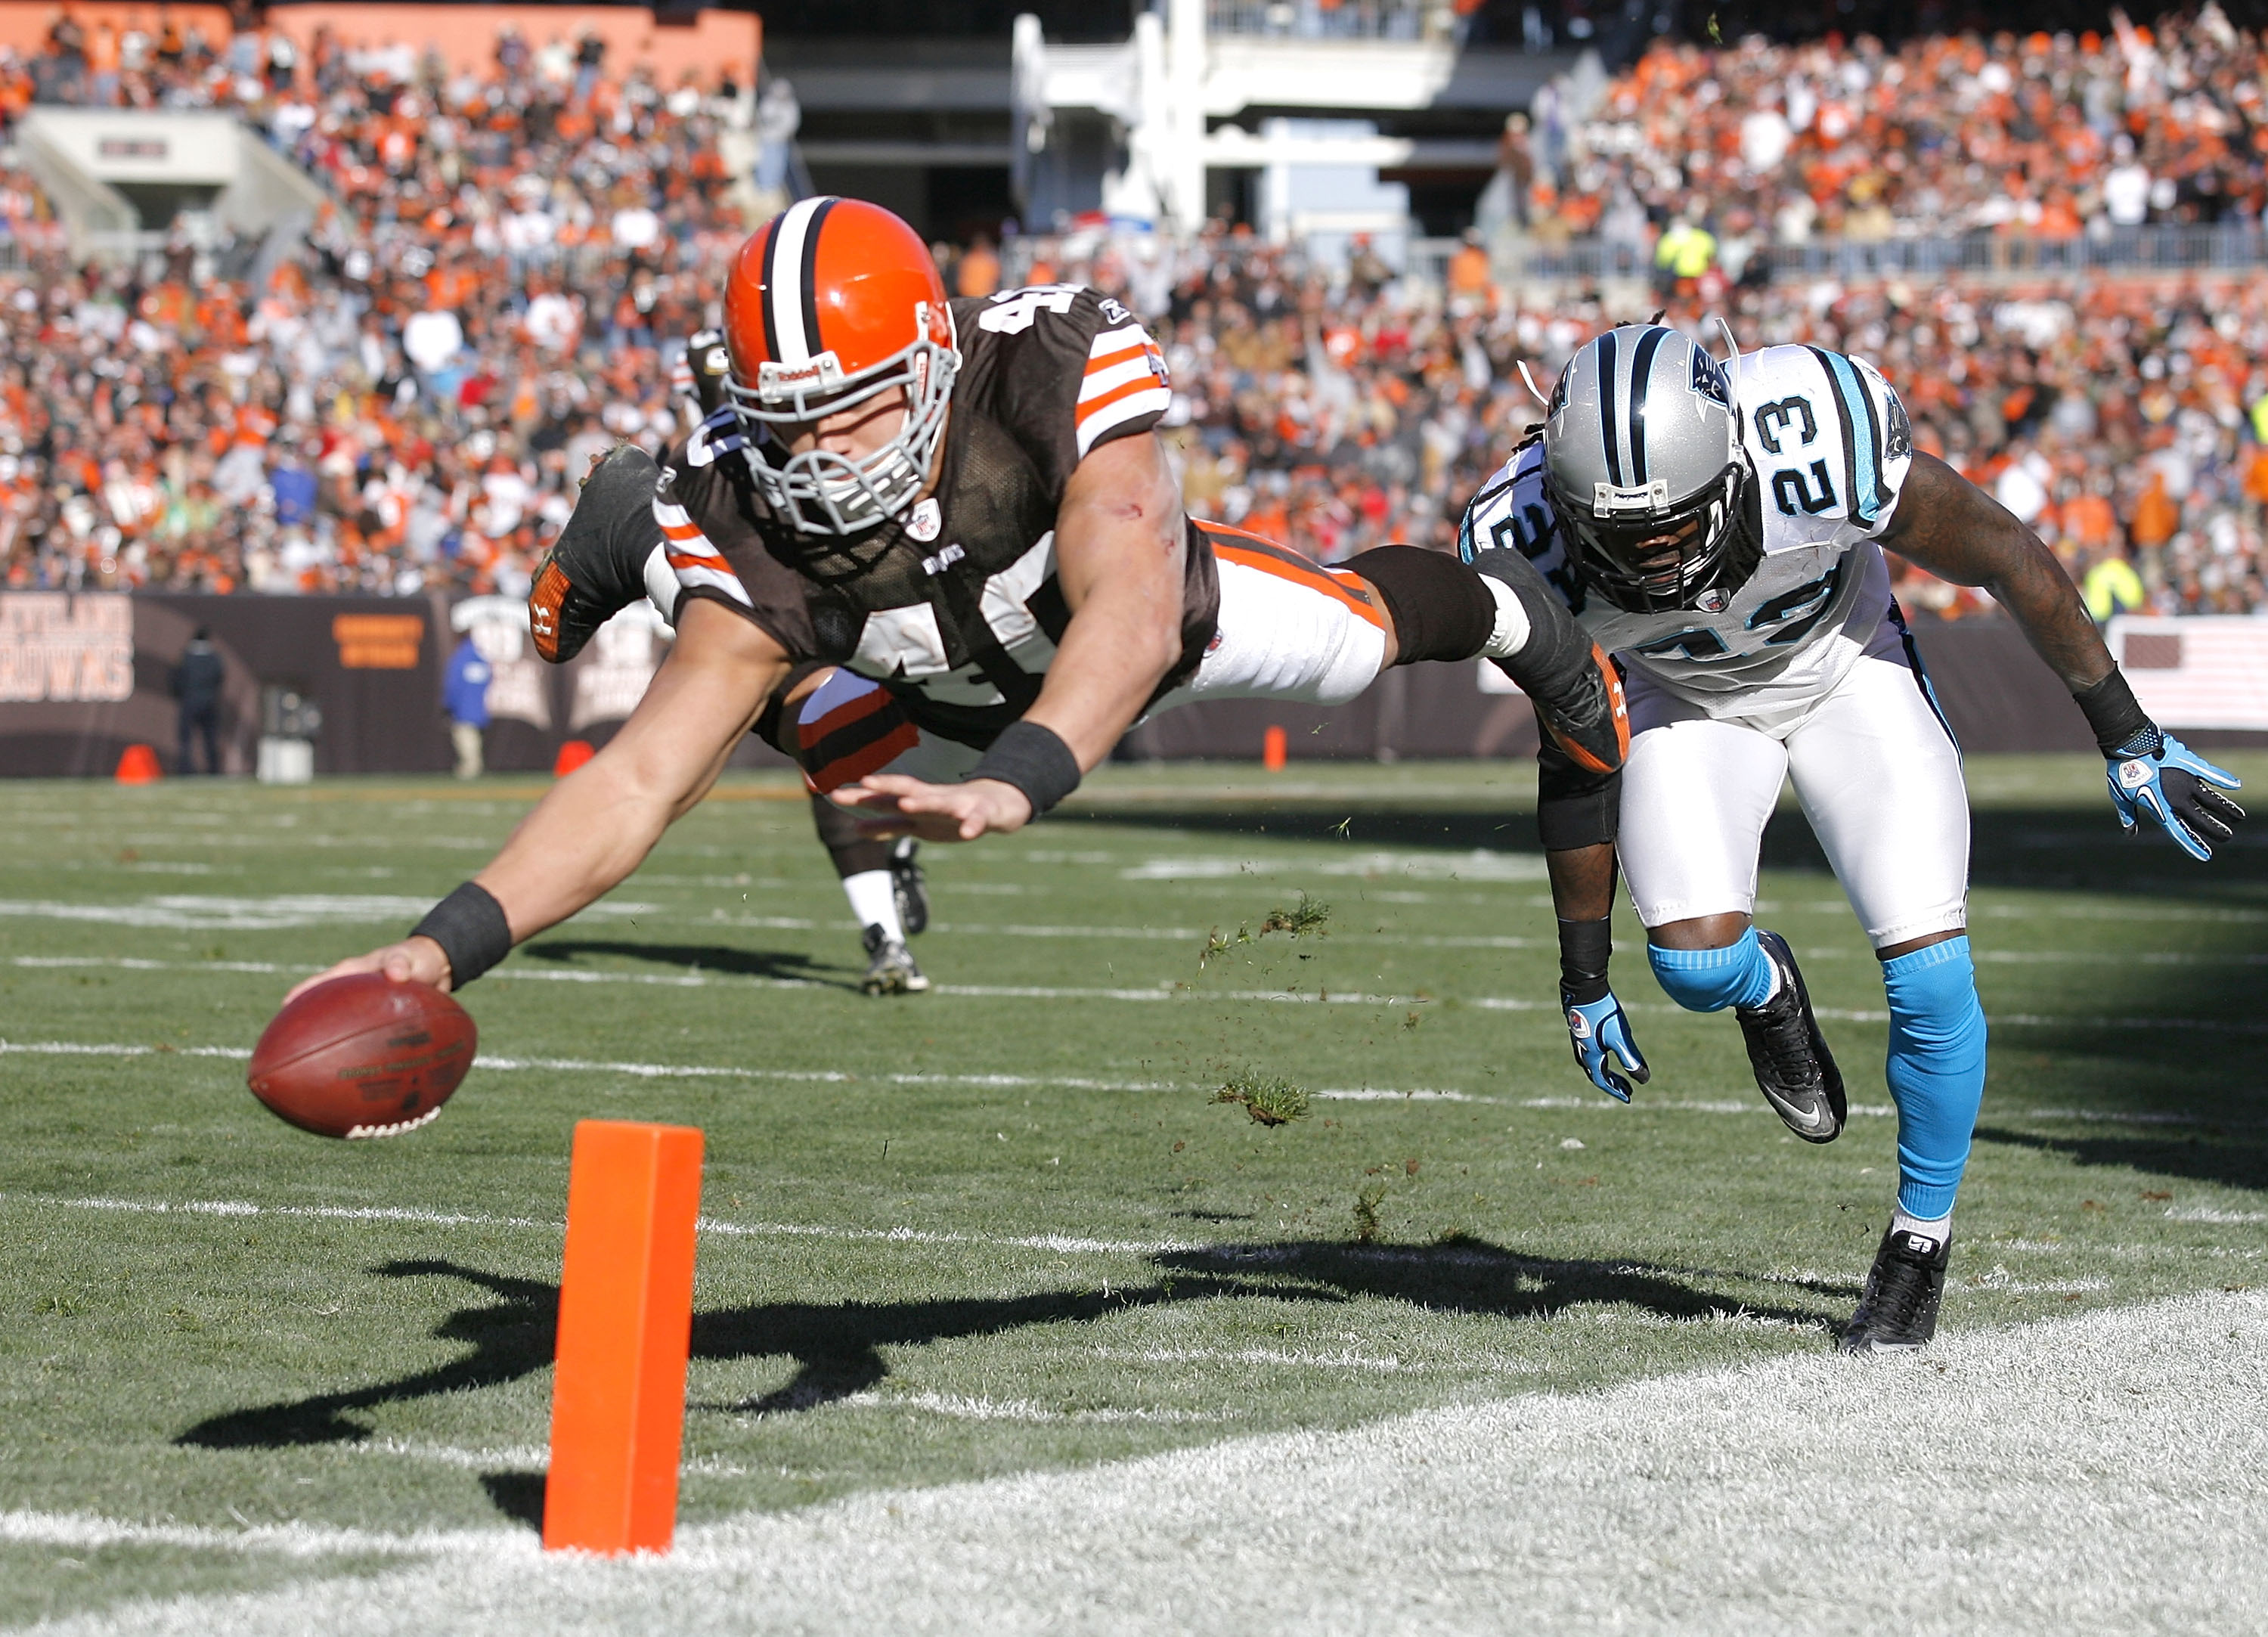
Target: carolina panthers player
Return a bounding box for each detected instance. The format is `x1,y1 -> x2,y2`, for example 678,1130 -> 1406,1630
1461,322 -> 2245,1353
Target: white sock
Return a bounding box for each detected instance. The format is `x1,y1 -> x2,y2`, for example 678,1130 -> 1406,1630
842,870 -> 902,943
1478,575 -> 1531,660
1891,1206 -> 1953,1248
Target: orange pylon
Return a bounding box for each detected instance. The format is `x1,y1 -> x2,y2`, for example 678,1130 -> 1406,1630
543,1119 -> 704,1555
553,739 -> 596,776
1262,724 -> 1288,772
116,744 -> 163,784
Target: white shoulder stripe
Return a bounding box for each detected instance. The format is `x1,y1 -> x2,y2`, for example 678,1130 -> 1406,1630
1074,388 -> 1172,457
1078,356 -> 1163,401
1088,322 -> 1157,356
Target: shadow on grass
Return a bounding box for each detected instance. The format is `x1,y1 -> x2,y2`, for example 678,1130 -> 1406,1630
1973,1125 -> 2268,1194
518,939 -> 854,991
1059,800 -> 2268,906
174,1235 -> 1839,1510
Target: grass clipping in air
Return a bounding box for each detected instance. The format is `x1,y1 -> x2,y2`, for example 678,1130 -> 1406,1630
1201,894 -> 1331,968
1213,1071 -> 1312,1127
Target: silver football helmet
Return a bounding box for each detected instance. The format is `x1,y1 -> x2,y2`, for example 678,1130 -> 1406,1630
1541,324 -> 1758,613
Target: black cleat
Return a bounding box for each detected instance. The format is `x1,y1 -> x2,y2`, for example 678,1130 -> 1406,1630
1839,1224 -> 1951,1353
860,924 -> 931,996
528,443 -> 668,664
889,838 -> 928,937
1735,930 -> 1846,1142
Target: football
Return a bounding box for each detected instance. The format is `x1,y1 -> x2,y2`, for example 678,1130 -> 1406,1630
246,974 -> 478,1140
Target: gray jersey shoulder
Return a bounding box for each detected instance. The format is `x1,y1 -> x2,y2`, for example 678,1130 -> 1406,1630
1460,344 -> 1911,690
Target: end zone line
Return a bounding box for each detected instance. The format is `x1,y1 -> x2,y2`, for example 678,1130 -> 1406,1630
0,1508 -> 520,1561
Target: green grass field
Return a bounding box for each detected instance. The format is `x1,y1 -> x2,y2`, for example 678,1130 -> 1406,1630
3,755 -> 2265,1629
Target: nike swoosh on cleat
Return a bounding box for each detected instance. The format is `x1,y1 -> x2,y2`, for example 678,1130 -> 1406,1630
1767,1093 -> 1832,1133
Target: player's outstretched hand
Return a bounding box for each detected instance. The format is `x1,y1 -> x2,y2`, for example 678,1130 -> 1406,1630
284,937 -> 454,1005
2107,731 -> 2246,861
836,774 -> 1036,842
1565,990 -> 1650,1102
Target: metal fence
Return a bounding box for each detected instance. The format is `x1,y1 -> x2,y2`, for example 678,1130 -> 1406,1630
1206,0 -> 1471,42
1501,224 -> 2268,285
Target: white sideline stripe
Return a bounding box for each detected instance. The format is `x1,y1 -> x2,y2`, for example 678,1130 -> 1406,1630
839,1391 -> 1236,1425
2168,1205 -> 2268,1223
7,1195 -> 1197,1257
0,1509 -> 517,1561
29,1291 -> 2268,1636
1085,1346 -> 1541,1376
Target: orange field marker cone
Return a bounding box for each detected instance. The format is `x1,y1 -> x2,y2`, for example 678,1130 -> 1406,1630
1262,724 -> 1288,772
543,1119 -> 704,1555
553,739 -> 596,776
115,744 -> 163,784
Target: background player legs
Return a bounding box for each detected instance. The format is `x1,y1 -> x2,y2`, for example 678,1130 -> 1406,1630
809,791 -> 930,996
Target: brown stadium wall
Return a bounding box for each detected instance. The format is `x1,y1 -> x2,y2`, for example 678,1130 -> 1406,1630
0,594 -> 2257,778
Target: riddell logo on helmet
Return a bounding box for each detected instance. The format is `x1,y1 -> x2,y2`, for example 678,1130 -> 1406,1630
758,352 -> 846,396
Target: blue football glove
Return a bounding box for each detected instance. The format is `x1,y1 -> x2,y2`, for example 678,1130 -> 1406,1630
2106,730 -> 2245,862
1563,991 -> 1650,1103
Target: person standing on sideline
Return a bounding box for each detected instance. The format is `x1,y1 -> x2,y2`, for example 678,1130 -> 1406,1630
444,632 -> 491,780
171,628 -> 224,774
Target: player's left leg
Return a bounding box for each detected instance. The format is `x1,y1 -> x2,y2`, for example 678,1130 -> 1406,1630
1783,625 -> 1981,1352
793,668 -> 984,995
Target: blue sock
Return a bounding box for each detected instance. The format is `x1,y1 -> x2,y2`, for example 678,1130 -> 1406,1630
1648,929 -> 1779,1013
1882,937 -> 1988,1220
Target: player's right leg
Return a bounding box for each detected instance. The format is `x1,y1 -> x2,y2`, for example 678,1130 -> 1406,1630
1783,622 -> 1978,1352
1616,671 -> 1848,1142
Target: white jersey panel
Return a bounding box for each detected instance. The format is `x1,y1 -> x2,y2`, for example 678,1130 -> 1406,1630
1461,343 -> 1914,720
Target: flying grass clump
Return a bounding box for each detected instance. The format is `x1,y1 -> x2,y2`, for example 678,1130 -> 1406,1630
1352,1182 -> 1388,1242
1261,894 -> 1331,938
1213,1071 -> 1311,1127
1198,894 -> 1331,969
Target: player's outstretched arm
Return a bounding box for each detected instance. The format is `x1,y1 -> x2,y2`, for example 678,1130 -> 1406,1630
287,600 -> 787,999
1883,451 -> 2245,860
1538,746 -> 1649,1102
841,432 -> 1186,842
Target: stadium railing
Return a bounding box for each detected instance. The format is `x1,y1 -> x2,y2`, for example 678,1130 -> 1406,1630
1496,225 -> 2268,284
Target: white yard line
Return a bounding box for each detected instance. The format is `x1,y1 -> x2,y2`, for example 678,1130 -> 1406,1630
21,1290 -> 2267,1636
0,1511 -> 517,1561
2,1038 -> 2242,1131
11,953 -> 2266,1032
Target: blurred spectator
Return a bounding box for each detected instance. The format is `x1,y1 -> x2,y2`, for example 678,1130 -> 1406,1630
444,631 -> 491,779
956,234 -> 1002,299
170,628 -> 224,774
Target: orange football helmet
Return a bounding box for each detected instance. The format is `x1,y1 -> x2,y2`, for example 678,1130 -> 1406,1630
720,197 -> 960,536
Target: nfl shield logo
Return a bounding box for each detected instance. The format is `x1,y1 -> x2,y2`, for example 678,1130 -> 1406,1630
1697,588 -> 1730,614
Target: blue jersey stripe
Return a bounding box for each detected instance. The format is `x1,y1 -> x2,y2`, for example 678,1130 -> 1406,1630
1819,351 -> 1882,524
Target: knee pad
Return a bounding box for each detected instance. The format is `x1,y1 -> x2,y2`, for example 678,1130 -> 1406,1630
1342,546 -> 1495,665
1882,937 -> 1988,1220
1647,930 -> 1778,1013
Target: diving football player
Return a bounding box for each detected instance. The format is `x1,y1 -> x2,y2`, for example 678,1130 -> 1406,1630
294,199 -> 1626,1053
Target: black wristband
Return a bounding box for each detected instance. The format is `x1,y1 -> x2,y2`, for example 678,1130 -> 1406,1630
411,882 -> 513,988
1558,916 -> 1613,1006
969,721 -> 1082,817
2073,666 -> 2161,758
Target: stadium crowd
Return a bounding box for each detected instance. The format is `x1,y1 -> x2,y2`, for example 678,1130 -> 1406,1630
1523,4 -> 2268,254
1,8 -> 2265,620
